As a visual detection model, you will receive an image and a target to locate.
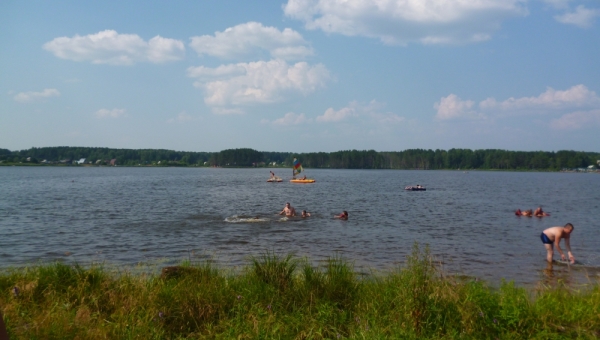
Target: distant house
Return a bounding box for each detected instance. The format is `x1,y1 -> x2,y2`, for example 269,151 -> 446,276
26,157 -> 31,162
60,159 -> 71,164
109,159 -> 117,166
96,159 -> 102,164
77,158 -> 86,164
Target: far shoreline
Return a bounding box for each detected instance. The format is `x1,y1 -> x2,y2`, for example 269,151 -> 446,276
1,163 -> 598,173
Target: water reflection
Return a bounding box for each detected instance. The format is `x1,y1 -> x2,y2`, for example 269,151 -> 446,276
540,260 -> 600,289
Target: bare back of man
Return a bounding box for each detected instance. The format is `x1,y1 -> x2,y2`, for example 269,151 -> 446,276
541,224 -> 575,263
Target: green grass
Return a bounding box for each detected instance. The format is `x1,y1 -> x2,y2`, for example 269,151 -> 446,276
1,244 -> 599,339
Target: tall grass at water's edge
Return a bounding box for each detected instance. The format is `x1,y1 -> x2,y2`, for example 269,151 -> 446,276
1,244 -> 599,339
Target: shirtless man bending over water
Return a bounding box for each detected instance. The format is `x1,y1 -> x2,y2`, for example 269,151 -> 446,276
541,223 -> 575,264
280,202 -> 296,217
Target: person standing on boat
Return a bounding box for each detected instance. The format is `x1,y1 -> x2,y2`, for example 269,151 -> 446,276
270,171 -> 275,178
541,224 -> 575,263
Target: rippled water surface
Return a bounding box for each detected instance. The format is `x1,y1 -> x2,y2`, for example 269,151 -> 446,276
1,167 -> 599,285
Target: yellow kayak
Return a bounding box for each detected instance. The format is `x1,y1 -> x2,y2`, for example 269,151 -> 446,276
290,179 -> 315,183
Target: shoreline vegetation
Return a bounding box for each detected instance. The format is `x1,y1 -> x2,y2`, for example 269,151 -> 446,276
1,146 -> 599,171
1,245 -> 599,339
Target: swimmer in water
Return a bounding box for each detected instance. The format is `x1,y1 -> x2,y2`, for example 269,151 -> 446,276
518,209 -> 533,217
534,206 -> 550,217
301,210 -> 310,218
279,202 -> 296,217
541,223 -> 575,264
334,211 -> 348,220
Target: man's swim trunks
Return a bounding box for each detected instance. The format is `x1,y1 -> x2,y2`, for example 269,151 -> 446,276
540,233 -> 553,244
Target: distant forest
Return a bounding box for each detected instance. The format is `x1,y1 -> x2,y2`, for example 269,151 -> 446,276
1,146 -> 599,171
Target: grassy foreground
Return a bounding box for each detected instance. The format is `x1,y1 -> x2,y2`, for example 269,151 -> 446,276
1,245 -> 599,339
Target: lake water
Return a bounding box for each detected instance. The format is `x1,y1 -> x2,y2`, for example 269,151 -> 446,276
1,167 -> 599,286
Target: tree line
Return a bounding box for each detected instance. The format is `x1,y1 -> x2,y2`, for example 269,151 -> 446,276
1,146 -> 598,170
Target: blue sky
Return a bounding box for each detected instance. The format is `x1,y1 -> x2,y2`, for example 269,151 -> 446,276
1,0 -> 599,152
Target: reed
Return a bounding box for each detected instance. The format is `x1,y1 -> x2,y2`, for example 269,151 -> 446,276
1,245 -> 599,339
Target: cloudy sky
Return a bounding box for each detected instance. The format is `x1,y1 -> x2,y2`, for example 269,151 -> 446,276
1,0 -> 599,152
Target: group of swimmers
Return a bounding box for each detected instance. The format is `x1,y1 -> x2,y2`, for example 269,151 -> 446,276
515,206 -> 550,217
276,170 -> 572,264
279,202 -> 348,220
515,206 -> 575,263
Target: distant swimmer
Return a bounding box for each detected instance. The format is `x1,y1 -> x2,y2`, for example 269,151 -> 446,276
279,202 -> 296,217
515,209 -> 533,217
534,206 -> 550,217
541,223 -> 575,264
334,211 -> 348,220
301,210 -> 311,218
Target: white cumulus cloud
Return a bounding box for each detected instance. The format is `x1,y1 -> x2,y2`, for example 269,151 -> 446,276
267,112 -> 312,126
554,5 -> 600,28
189,22 -> 313,60
283,0 -> 527,45
187,59 -> 331,106
434,94 -> 480,120
316,100 -> 403,123
95,108 -> 126,118
44,30 -> 185,65
436,85 -> 600,129
479,84 -> 600,111
550,109 -> 600,130
316,107 -> 356,122
13,88 -> 60,102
